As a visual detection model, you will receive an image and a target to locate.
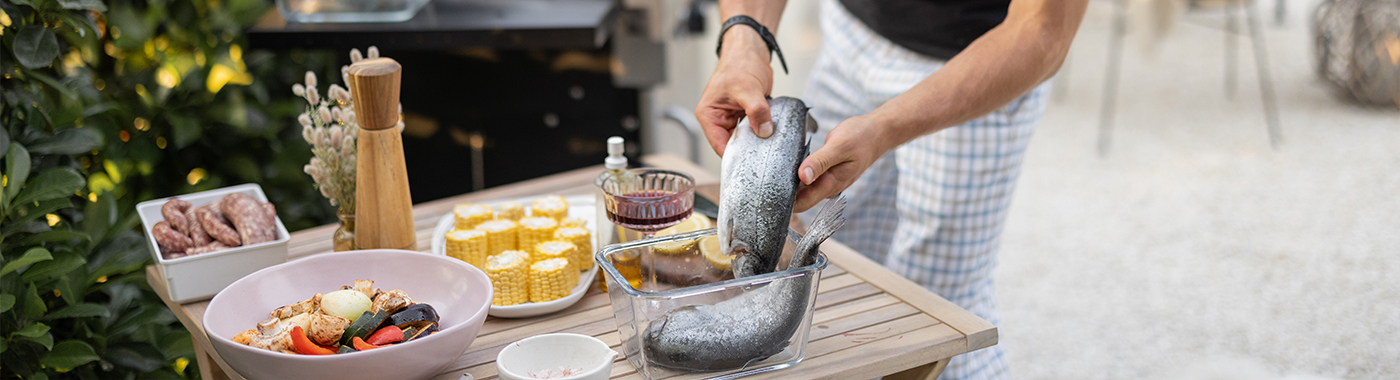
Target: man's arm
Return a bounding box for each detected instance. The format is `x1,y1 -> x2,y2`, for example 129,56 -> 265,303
696,0 -> 789,157
794,0 -> 1089,212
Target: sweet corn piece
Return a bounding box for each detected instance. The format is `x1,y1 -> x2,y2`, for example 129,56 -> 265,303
531,195 -> 569,221
529,258 -> 578,303
496,201 -> 525,221
559,217 -> 589,229
486,251 -> 529,306
453,203 -> 494,230
535,241 -> 578,272
476,219 -> 519,256
554,227 -> 593,271
446,229 -> 489,268
517,217 -> 558,257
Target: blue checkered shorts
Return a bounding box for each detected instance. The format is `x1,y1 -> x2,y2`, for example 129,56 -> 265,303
803,0 -> 1051,378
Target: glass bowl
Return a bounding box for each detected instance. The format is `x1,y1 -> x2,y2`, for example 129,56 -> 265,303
275,0 -> 429,23
595,228 -> 827,379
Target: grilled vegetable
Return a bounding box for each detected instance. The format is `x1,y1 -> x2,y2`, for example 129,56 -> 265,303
352,336 -> 383,351
339,310 -> 390,346
388,304 -> 440,327
366,326 -> 405,345
400,321 -> 439,342
321,289 -> 373,322
290,326 -> 335,355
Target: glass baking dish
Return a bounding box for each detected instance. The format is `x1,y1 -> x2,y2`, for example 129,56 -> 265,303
595,228 -> 828,379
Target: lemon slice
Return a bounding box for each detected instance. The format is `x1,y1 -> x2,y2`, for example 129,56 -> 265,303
699,235 -> 733,271
651,214 -> 713,254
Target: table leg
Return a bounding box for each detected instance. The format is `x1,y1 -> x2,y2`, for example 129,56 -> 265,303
191,338 -> 233,380
886,359 -> 948,380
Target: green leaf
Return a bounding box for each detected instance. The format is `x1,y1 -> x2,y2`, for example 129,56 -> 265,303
40,303 -> 110,321
23,333 -> 54,351
0,130 -> 9,158
13,25 -> 61,69
11,322 -> 50,338
0,294 -> 14,312
12,168 -> 85,206
1,247 -> 54,277
24,71 -> 79,100
107,307 -> 159,336
1,198 -> 75,237
83,192 -> 115,243
16,230 -> 90,246
56,274 -> 80,305
57,0 -> 105,11
23,284 -> 47,319
27,128 -> 102,155
105,342 -> 164,372
168,114 -> 201,149
0,337 -> 7,354
21,251 -> 85,283
40,340 -> 100,370
4,142 -> 31,207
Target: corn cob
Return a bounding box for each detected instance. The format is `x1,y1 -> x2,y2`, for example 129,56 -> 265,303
528,258 -> 577,303
446,229 -> 489,268
517,217 -> 558,257
485,251 -> 529,306
559,217 -> 589,229
475,219 -> 519,256
554,227 -> 593,271
496,201 -> 525,221
453,203 -> 494,230
535,240 -> 578,272
531,195 -> 569,221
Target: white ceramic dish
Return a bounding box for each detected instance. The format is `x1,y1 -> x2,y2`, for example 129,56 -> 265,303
430,195 -> 598,318
497,333 -> 617,380
137,184 -> 290,303
205,249 -> 492,380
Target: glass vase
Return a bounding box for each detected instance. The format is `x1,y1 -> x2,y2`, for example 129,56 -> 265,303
333,213 -> 356,251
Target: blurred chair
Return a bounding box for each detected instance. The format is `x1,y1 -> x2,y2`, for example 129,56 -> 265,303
1097,0 -> 1283,155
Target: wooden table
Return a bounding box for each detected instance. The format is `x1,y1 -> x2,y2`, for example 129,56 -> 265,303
147,154 -> 997,380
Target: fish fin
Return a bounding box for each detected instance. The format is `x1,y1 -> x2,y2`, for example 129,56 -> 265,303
791,196 -> 846,268
806,112 -> 818,135
730,240 -> 756,278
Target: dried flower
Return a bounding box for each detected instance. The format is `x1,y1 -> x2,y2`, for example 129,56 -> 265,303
368,46 -> 380,59
298,47 -> 404,215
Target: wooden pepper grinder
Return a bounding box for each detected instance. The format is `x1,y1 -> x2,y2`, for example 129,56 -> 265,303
348,58 -> 416,250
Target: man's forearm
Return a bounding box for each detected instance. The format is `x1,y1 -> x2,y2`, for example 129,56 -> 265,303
868,0 -> 1088,151
717,0 -> 789,64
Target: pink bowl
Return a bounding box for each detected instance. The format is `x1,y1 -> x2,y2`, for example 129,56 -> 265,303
205,249 -> 492,380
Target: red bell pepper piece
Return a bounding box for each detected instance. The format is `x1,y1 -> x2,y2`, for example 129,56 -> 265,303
366,325 -> 404,346
352,336 -> 383,351
290,326 -> 336,355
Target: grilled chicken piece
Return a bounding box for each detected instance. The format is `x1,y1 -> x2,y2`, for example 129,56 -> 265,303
271,293 -> 322,319
307,313 -> 351,346
371,289 -> 413,314
233,329 -> 257,345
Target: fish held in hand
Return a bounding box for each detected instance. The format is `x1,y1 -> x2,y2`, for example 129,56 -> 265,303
718,96 -> 819,279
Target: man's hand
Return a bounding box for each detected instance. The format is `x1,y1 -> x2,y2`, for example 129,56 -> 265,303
793,114 -> 891,212
697,30 -> 776,157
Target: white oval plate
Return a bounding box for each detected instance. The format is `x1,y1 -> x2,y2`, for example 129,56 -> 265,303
431,195 -> 598,318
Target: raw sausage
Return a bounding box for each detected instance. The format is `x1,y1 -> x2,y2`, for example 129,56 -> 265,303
162,199 -> 193,234
184,207 -> 211,246
220,193 -> 277,245
197,205 -> 241,247
153,221 -> 193,254
186,241 -> 231,255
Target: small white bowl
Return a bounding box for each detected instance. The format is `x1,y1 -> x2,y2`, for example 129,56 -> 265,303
497,333 -> 617,380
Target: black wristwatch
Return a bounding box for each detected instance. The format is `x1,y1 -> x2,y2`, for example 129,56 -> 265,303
716,15 -> 789,75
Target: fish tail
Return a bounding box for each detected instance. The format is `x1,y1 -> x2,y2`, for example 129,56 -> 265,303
791,196 -> 846,268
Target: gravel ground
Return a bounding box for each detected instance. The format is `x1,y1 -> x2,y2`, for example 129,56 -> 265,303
996,1 -> 1400,379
